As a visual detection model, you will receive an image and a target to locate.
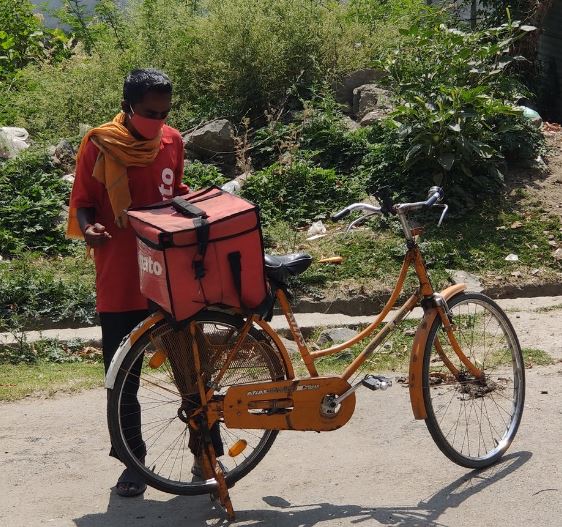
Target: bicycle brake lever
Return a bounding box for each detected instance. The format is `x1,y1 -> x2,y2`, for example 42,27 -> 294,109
346,213 -> 377,233
437,204 -> 448,227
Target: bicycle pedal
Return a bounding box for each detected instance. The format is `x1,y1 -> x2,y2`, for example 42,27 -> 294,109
362,374 -> 392,391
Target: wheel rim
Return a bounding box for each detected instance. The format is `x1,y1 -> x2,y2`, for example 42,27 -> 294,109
425,298 -> 524,463
114,317 -> 285,492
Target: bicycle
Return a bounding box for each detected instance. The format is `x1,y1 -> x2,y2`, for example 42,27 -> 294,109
105,186 -> 525,520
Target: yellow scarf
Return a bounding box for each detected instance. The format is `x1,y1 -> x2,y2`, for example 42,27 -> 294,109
66,112 -> 162,239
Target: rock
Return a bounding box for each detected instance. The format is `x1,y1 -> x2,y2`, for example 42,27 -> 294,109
183,119 -> 235,161
352,84 -> 392,120
279,337 -> 299,356
511,271 -> 522,278
316,327 -> 357,347
341,115 -> 360,131
334,68 -> 386,107
0,127 -> 29,159
52,140 -> 76,171
447,269 -> 483,292
548,240 -> 558,248
62,174 -> 75,184
553,248 -> 562,261
510,221 -> 523,229
359,110 -> 386,127
505,253 -> 519,262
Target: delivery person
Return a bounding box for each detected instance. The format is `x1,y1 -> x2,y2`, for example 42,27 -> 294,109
67,68 -> 188,497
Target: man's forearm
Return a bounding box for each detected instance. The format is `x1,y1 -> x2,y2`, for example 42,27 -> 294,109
76,207 -> 95,234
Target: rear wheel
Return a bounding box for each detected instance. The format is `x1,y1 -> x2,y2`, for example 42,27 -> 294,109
107,311 -> 288,495
422,292 -> 525,469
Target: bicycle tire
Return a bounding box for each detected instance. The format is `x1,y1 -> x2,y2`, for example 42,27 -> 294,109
107,310 -> 289,495
422,292 -> 525,469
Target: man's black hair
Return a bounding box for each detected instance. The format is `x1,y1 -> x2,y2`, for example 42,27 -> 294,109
123,68 -> 172,106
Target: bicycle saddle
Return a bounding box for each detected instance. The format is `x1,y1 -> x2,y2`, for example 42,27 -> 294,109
264,253 -> 312,283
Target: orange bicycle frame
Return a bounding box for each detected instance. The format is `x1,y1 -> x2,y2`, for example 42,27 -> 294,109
262,241 -> 479,421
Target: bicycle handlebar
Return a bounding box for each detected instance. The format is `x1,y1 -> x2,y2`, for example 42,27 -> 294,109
331,208 -> 351,221
331,187 -> 444,222
331,203 -> 382,222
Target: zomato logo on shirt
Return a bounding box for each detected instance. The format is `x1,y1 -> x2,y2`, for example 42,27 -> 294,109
138,253 -> 163,276
159,167 -> 174,199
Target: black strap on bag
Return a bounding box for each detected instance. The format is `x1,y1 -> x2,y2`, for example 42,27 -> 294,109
172,196 -> 210,280
228,252 -> 244,308
192,216 -> 209,280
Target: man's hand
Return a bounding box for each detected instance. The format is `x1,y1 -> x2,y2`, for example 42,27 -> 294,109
84,223 -> 112,246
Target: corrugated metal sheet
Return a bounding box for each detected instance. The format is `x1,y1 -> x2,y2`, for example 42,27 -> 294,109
538,0 -> 562,121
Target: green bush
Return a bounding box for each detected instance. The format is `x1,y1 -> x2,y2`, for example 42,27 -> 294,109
0,0 -> 70,81
0,148 -> 72,256
377,17 -> 543,208
298,99 -> 371,172
252,94 -> 371,172
0,334 -> 102,365
183,161 -> 229,189
241,161 -> 365,226
0,252 -> 96,327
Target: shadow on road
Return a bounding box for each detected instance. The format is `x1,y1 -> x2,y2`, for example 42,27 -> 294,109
74,451 -> 531,527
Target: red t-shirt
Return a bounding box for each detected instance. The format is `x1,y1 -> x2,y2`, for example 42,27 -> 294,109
70,125 -> 189,312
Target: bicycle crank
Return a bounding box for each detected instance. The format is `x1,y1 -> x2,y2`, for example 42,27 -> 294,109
331,374 -> 393,407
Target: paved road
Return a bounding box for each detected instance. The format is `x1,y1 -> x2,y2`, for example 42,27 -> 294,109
1,298 -> 562,526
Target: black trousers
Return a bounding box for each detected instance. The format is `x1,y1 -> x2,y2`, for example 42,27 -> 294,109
100,310 -> 149,462
100,309 -> 224,462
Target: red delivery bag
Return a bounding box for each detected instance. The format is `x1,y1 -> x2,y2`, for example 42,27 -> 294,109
127,187 -> 269,321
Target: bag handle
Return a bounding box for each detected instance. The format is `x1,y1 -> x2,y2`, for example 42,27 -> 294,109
171,196 -> 209,219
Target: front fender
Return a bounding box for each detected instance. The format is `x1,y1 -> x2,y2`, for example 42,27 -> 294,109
104,312 -> 164,389
409,284 -> 467,420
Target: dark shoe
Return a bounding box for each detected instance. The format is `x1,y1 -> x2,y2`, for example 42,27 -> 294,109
115,467 -> 147,497
191,456 -> 227,479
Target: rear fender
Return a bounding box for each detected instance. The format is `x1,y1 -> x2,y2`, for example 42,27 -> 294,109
104,312 -> 164,389
408,284 -> 467,419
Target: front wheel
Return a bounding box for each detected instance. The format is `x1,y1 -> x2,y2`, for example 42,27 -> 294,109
422,292 -> 525,469
107,311 -> 289,495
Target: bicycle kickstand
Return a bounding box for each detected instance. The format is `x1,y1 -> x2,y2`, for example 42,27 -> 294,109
199,422 -> 235,521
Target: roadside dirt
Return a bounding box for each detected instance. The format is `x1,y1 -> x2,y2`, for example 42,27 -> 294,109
509,131 -> 562,220
1,297 -> 562,526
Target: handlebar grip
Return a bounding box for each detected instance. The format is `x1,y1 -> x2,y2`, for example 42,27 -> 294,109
331,208 -> 351,221
425,186 -> 444,207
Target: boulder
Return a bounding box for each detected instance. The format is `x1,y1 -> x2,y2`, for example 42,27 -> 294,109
183,119 -> 235,161
334,68 -> 386,108
341,115 -> 360,131
447,269 -> 483,292
52,139 -> 76,171
359,110 -> 387,127
353,84 -> 392,120
316,327 -> 357,347
0,127 -> 29,159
